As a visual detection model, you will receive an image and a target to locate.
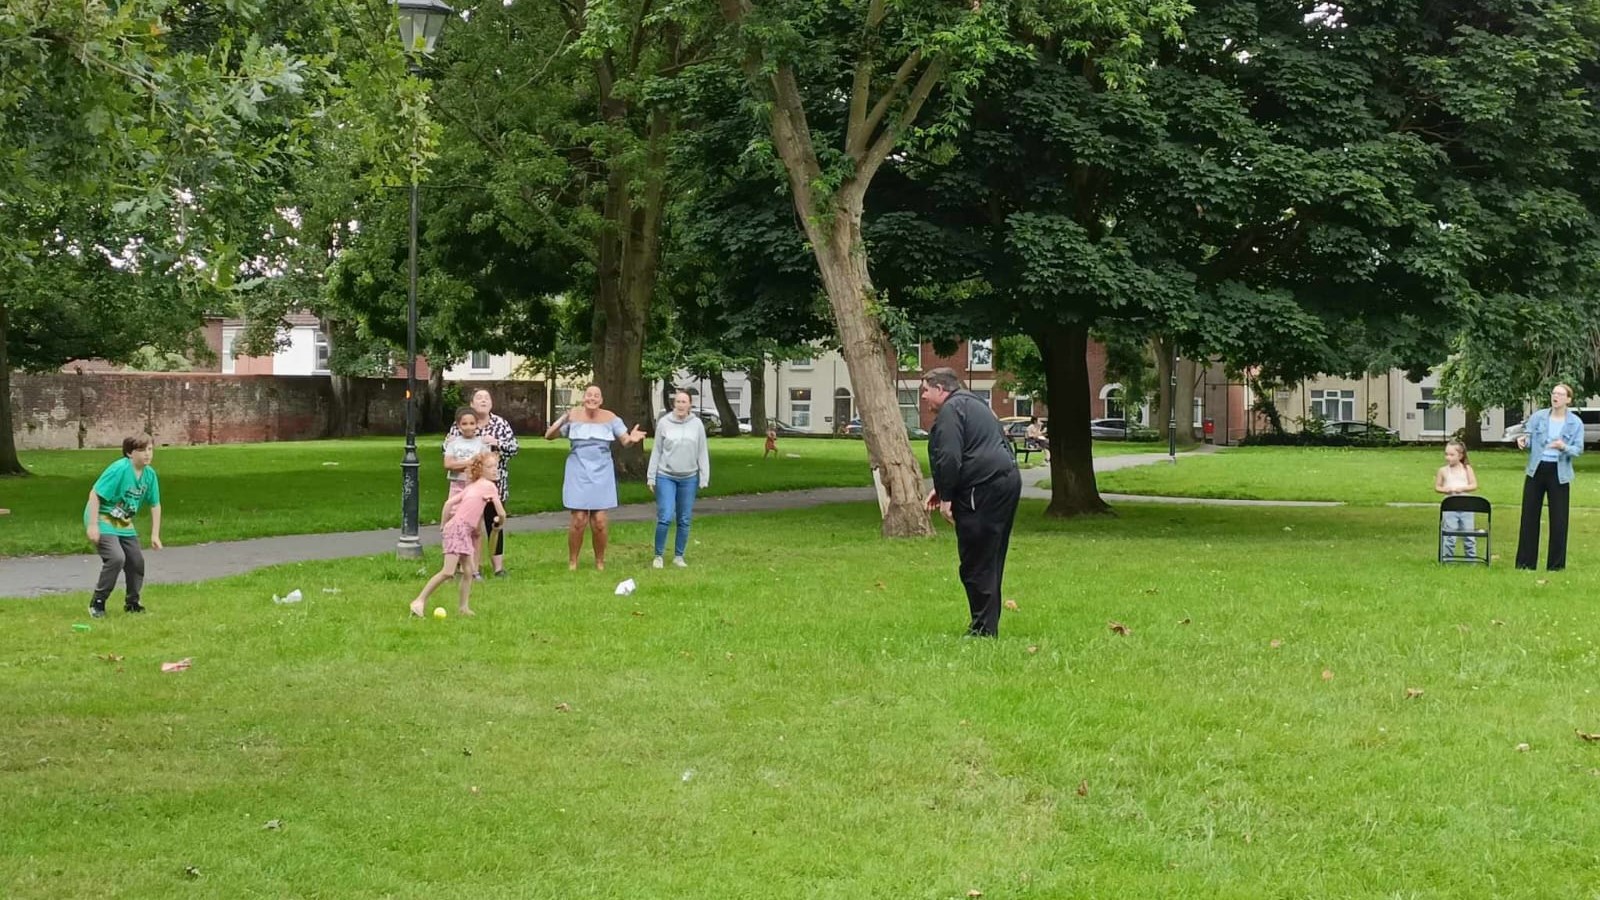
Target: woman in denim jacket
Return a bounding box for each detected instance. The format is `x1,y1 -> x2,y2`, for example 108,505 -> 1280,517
1514,383 -> 1585,570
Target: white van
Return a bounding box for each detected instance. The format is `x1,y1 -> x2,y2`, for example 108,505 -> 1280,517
1503,408 -> 1600,447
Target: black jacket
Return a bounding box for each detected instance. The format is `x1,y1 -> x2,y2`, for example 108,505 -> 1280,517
928,390 -> 1017,499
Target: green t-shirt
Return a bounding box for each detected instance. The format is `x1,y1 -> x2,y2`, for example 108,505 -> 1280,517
84,457 -> 161,537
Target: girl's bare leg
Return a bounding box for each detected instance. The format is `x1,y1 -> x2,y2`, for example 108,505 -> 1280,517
592,511 -> 609,570
457,567 -> 475,616
411,555 -> 460,615
568,511 -> 588,570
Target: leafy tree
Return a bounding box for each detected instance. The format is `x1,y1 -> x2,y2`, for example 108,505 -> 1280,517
719,0 -> 1180,535
2,0 -> 322,474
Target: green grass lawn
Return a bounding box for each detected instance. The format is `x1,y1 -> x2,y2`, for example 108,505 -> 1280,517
1096,445 -> 1600,507
0,437 -> 917,558
5,500 -> 1600,897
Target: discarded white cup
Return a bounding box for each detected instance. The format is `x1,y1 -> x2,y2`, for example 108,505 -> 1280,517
273,589 -> 303,604
614,579 -> 637,596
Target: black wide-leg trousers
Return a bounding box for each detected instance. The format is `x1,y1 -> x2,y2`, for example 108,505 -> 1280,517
953,469 -> 1023,637
1516,461 -> 1570,571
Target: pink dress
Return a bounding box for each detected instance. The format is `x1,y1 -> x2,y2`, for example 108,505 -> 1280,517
443,481 -> 495,555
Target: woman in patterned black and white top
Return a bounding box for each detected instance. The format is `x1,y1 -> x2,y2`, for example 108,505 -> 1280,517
446,389 -> 519,576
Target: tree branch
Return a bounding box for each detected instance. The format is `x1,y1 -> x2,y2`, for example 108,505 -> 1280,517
850,49 -> 921,159
858,58 -> 944,184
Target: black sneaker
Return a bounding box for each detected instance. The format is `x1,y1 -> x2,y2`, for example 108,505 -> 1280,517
88,605 -> 106,619
124,601 -> 146,614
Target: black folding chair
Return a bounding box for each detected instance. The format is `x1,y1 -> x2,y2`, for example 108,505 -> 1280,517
1438,495 -> 1491,565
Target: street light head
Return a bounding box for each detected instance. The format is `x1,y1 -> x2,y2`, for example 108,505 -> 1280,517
395,0 -> 454,57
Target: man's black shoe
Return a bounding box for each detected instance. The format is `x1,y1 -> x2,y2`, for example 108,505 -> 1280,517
124,601 -> 146,614
88,605 -> 106,619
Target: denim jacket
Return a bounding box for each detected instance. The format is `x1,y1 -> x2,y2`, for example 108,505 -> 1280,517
1523,408 -> 1585,484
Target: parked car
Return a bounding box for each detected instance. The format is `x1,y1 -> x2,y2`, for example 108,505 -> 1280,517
1089,418 -> 1129,439
739,417 -> 807,436
843,417 -> 929,439
998,416 -> 1047,441
1503,409 -> 1600,446
1322,420 -> 1400,444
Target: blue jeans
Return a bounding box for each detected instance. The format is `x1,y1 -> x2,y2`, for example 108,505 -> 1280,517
1442,511 -> 1477,559
654,475 -> 698,558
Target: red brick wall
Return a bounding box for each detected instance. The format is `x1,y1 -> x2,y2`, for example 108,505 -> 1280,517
9,373 -> 545,450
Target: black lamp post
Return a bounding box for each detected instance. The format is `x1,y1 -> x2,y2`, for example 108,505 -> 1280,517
393,0 -> 453,559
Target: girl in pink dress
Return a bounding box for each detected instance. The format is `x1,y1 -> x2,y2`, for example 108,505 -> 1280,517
411,452 -> 505,618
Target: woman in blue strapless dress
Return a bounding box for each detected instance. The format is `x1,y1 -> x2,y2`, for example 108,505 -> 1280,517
545,384 -> 646,570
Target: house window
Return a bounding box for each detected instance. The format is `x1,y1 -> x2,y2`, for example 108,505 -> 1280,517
724,387 -> 743,414
1102,384 -> 1124,419
469,350 -> 491,371
313,330 -> 330,373
899,388 -> 920,429
789,388 -> 812,428
968,339 -> 993,371
898,346 -> 920,372
790,356 -> 813,370
1420,387 -> 1446,433
221,332 -> 237,374
1014,394 -> 1034,418
1310,389 -> 1355,422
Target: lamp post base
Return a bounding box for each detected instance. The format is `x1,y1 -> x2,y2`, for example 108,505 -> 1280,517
395,535 -> 423,559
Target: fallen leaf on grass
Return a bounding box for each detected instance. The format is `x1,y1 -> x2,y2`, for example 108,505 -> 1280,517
1456,623 -> 1471,633
1108,621 -> 1131,636
1143,587 -> 1159,595
1076,780 -> 1089,797
1516,742 -> 1531,752
967,890 -> 983,898
98,653 -> 123,663
1178,617 -> 1191,626
262,819 -> 282,831
470,786 -> 480,794
1026,645 -> 1039,654
1536,579 -> 1549,586
554,703 -> 571,713
1577,730 -> 1600,743
1405,688 -> 1424,699
1491,619 -> 1506,627
461,748 -> 473,757
631,610 -> 645,617
161,658 -> 192,673
1003,599 -> 1019,611
875,580 -> 886,591
184,865 -> 201,879
1269,639 -> 1283,649
1321,669 -> 1334,682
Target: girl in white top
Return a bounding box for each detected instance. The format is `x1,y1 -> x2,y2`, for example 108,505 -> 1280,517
1434,439 -> 1479,559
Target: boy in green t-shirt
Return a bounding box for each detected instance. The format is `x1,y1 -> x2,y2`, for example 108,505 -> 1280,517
83,436 -> 163,618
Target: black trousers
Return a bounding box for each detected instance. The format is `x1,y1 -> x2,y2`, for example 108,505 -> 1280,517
1516,461 -> 1570,571
953,469 -> 1023,637
481,502 -> 504,558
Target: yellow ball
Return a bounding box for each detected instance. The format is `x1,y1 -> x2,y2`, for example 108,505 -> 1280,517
432,607 -> 447,619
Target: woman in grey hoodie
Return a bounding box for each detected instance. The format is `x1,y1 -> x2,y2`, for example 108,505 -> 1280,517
647,390 -> 711,568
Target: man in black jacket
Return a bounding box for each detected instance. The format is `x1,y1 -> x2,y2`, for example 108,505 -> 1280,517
921,367 -> 1023,637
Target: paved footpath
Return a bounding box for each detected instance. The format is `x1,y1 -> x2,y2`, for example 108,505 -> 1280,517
3,444 -> 1322,600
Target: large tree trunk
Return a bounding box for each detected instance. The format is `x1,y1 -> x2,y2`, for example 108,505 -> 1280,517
1036,323 -> 1111,517
813,194 -> 931,537
0,296 -> 26,476
327,375 -> 358,437
709,371 -> 741,437
747,359 -> 768,434
592,107 -> 669,480
1463,404 -> 1484,448
1150,337 -> 1200,448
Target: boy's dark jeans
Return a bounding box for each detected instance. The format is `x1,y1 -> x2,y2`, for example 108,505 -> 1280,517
91,534 -> 145,607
